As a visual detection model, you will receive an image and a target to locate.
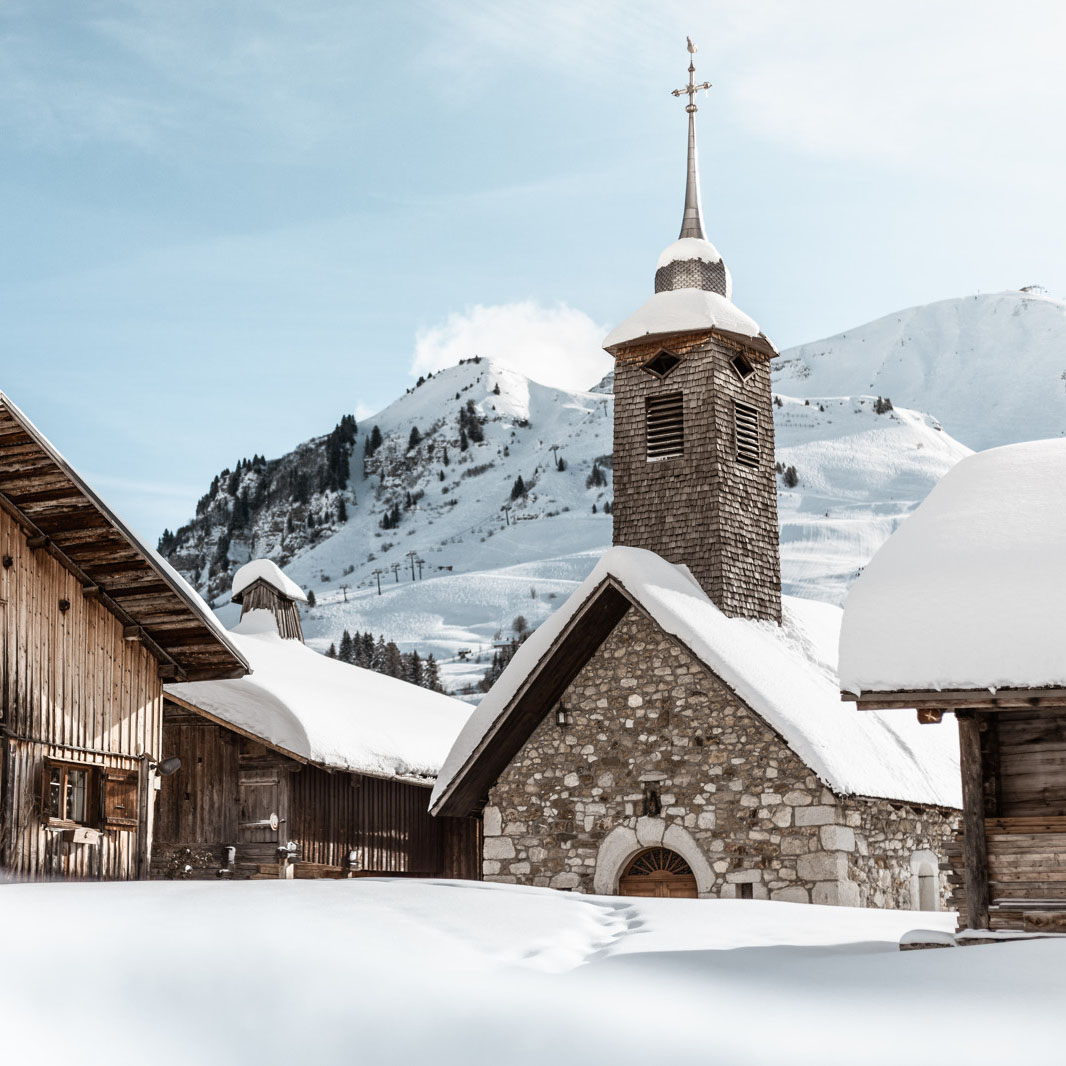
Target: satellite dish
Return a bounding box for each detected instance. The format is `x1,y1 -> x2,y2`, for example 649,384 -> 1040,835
157,756 -> 182,777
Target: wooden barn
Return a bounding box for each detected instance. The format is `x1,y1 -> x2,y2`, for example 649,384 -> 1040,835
840,440 -> 1066,934
156,559 -> 481,881
0,392 -> 249,880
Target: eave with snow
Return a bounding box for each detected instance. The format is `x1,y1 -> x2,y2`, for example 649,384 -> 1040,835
839,440 -> 1066,934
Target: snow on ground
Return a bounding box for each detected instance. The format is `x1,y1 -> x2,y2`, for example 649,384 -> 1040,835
774,394 -> 971,605
2,878 -> 1063,1065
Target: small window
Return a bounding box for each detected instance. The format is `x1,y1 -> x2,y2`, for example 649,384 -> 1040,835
41,760 -> 96,827
642,350 -> 682,379
731,353 -> 755,381
646,393 -> 684,461
734,401 -> 760,467
738,883 -> 754,900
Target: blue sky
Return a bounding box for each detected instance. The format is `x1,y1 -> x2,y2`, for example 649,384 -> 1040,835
3,1 -> 1066,540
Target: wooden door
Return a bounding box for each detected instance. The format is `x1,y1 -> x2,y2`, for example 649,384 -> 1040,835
238,769 -> 280,844
617,847 -> 698,899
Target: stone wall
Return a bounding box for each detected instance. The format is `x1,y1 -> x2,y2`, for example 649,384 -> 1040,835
483,610 -> 958,907
611,331 -> 781,623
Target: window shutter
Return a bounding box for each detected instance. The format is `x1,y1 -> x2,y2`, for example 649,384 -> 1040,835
734,401 -> 760,467
40,760 -> 53,820
103,769 -> 139,830
646,393 -> 684,461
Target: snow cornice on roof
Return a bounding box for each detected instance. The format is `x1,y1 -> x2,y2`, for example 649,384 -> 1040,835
839,439 -> 1066,698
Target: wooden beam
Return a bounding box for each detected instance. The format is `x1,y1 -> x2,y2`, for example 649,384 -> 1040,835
25,534 -> 49,549
958,713 -> 991,930
123,625 -> 143,641
845,686 -> 1066,711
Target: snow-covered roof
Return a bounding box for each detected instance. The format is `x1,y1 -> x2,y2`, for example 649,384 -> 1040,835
603,288 -> 772,354
232,558 -> 307,603
168,611 -> 473,783
432,547 -> 960,812
840,439 -> 1066,695
656,237 -> 724,270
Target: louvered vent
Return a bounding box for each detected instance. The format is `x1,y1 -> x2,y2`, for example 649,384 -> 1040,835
734,401 -> 760,467
646,393 -> 684,461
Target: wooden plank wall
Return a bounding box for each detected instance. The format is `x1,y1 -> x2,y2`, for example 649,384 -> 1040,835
947,708 -> 1066,931
0,506 -> 163,879
292,767 -> 445,874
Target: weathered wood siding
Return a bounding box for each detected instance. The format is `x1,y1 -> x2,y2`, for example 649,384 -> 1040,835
947,708 -> 1066,931
0,506 -> 163,879
154,701 -> 481,880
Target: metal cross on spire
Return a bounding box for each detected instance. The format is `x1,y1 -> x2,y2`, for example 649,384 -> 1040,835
670,37 -> 711,240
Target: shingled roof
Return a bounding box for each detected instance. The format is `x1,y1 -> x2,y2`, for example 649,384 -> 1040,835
0,392 -> 248,682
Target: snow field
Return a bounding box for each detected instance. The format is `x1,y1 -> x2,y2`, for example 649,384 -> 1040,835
1,878 -> 1062,1065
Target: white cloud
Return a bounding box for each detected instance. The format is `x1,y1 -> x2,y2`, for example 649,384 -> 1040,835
412,302 -> 611,393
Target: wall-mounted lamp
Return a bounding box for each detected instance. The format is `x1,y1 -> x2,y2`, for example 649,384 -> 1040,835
151,756 -> 181,777
556,704 -> 572,728
58,598 -> 70,613
2,555 -> 12,568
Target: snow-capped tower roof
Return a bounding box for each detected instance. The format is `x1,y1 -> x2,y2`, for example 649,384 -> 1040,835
231,559 -> 307,641
654,38 -> 731,300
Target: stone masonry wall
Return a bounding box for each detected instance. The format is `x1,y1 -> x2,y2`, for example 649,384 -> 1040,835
611,331 -> 781,623
483,610 -> 958,907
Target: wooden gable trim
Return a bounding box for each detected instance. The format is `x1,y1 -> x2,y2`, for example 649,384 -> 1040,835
844,687 -> 1066,712
0,394 -> 249,681
431,577 -> 633,818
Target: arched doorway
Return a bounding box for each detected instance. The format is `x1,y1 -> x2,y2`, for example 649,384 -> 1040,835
618,846 -> 698,899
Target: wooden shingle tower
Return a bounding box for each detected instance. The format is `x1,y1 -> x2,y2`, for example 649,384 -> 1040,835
604,39 -> 781,623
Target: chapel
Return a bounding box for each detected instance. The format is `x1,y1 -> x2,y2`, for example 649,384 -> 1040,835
430,41 -> 961,908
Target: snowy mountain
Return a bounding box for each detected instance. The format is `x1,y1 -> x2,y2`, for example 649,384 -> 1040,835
774,289 -> 1066,451
161,350 -> 976,694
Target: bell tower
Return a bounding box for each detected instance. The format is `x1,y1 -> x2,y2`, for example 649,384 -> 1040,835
604,39 -> 781,623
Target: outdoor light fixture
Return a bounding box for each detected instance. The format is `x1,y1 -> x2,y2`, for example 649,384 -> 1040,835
2,555 -> 12,568
58,598 -> 70,613
556,704 -> 572,728
156,756 -> 181,777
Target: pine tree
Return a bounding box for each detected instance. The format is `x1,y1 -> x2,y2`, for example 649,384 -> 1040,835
384,641 -> 404,678
407,426 -> 422,450
424,654 -> 443,693
511,475 -> 527,500
306,589 -> 317,607
459,426 -> 468,452
336,497 -> 348,522
339,629 -> 354,663
326,643 -> 337,659
442,446 -> 449,466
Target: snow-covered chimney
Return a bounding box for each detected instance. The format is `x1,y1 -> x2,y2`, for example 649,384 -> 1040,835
231,559 -> 307,641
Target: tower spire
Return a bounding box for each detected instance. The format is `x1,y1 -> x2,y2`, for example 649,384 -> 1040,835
671,37 -> 711,240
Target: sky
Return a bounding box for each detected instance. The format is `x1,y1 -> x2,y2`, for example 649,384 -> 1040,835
3,0 -> 1066,541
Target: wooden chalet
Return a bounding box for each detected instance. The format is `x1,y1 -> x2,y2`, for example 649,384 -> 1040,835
0,392 -> 249,880
840,440 -> 1066,934
156,560 -> 481,881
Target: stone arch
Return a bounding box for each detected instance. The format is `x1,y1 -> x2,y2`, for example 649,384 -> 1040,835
593,819 -> 716,898
909,849 -> 940,911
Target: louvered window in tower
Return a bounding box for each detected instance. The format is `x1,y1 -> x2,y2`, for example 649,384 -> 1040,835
646,393 -> 684,461
734,400 -> 760,467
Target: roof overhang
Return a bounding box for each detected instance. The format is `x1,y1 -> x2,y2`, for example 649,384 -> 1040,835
431,576 -> 633,818
0,392 -> 249,682
843,687 -> 1066,712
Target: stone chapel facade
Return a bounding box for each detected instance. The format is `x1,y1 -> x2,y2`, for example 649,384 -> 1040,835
431,43 -> 960,908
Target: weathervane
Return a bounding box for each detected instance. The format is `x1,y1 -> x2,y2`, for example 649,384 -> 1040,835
671,37 -> 711,115
671,37 -> 710,240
